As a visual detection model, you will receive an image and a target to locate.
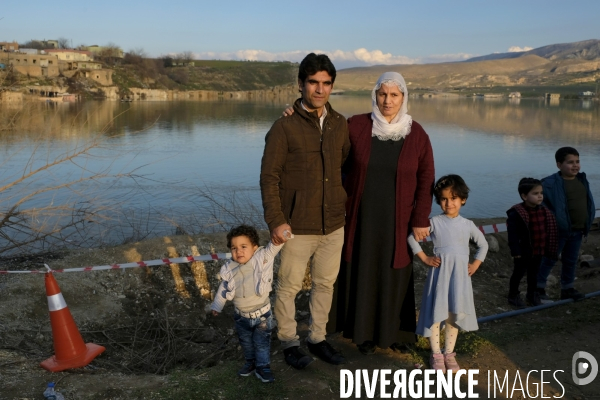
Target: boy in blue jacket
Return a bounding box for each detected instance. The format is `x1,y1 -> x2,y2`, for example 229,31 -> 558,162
537,147 -> 595,301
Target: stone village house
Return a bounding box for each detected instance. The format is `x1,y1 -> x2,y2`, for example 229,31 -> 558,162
0,42 -> 19,51
3,48 -> 113,85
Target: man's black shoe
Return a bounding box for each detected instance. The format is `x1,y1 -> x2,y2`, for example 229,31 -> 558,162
283,346 -> 313,369
561,288 -> 585,301
307,340 -> 347,365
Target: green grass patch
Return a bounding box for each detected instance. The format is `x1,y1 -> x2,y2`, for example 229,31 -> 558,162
111,70 -> 139,92
455,331 -> 492,357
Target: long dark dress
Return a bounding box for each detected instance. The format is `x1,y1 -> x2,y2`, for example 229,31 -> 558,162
328,137 -> 417,347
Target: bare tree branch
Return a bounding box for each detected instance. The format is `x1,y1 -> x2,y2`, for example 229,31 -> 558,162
0,104 -> 157,255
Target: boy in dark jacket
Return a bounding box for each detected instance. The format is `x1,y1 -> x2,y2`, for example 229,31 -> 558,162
537,147 -> 596,301
507,178 -> 558,307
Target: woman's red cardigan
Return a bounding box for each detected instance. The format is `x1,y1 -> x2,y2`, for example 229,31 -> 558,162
342,113 -> 435,269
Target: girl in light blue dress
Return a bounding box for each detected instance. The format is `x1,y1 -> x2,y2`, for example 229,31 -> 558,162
408,174 -> 488,373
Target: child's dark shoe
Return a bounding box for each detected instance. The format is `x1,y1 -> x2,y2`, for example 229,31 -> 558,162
255,365 -> 275,383
526,292 -> 542,307
508,293 -> 526,308
536,287 -> 555,304
283,346 -> 313,369
561,288 -> 585,301
237,359 -> 255,377
536,287 -> 550,300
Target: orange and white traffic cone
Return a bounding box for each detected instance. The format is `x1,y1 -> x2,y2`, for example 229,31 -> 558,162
40,271 -> 105,372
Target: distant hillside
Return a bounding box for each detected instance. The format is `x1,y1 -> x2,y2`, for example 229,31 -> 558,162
113,60 -> 299,92
464,52 -> 523,63
336,39 -> 600,92
0,58 -> 299,98
336,55 -> 553,91
465,39 -> 600,62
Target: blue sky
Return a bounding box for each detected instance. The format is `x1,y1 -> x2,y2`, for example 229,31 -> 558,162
2,1 -> 599,68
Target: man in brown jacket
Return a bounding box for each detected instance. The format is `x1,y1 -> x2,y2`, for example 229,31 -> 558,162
260,53 -> 350,369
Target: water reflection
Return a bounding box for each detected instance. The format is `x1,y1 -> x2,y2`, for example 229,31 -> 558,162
1,97 -> 598,246
330,97 -> 600,141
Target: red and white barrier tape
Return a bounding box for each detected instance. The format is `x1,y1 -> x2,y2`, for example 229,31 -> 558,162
4,213 -> 599,274
0,253 -> 232,274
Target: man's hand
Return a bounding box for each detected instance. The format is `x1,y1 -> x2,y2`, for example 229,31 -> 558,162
271,224 -> 292,245
282,106 -> 294,117
412,227 -> 430,242
211,310 -> 219,317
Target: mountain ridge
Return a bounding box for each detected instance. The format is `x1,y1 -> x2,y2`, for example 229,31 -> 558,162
335,40 -> 600,92
465,39 -> 600,62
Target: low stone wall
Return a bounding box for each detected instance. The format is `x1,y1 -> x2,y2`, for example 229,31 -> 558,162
0,91 -> 23,102
12,65 -> 60,78
114,85 -> 298,102
81,84 -> 298,102
129,88 -> 169,100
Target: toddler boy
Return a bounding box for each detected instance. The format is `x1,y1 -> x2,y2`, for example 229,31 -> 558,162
211,225 -> 286,383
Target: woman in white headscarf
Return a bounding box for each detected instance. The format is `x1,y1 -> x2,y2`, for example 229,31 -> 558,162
327,72 -> 435,354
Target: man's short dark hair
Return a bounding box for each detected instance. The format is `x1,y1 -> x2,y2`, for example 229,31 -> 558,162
226,224 -> 260,249
433,174 -> 470,205
555,147 -> 579,163
518,177 -> 542,197
298,53 -> 336,84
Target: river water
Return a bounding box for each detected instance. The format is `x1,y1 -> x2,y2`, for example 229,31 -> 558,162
1,96 -> 599,247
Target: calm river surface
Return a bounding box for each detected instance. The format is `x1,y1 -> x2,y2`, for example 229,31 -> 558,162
1,96 -> 599,243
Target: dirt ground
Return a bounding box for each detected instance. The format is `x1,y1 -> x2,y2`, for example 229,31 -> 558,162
1,218 -> 599,400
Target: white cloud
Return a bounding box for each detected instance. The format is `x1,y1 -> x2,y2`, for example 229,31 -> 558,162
507,46 -> 533,53
417,53 -> 474,64
182,48 -> 473,68
329,48 -> 415,65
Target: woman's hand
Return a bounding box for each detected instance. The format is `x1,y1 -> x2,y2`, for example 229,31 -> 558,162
282,106 -> 294,117
412,227 -> 430,242
212,310 -> 219,317
468,260 -> 482,276
416,251 -> 440,267
423,256 -> 441,267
